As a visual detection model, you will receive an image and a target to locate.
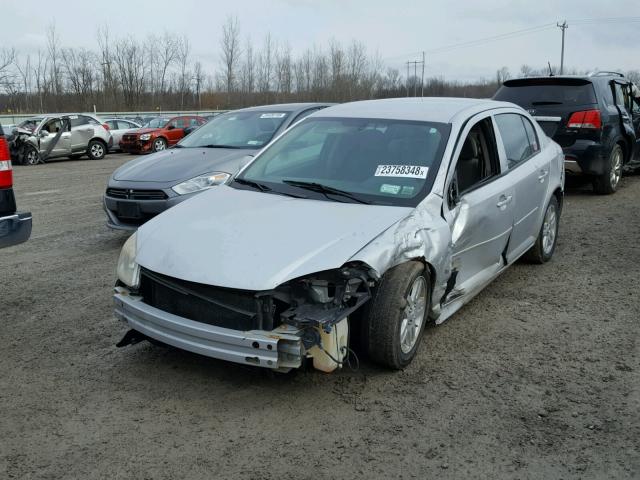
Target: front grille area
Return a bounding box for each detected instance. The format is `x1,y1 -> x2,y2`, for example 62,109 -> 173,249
106,188 -> 167,200
122,134 -> 138,142
139,268 -> 259,331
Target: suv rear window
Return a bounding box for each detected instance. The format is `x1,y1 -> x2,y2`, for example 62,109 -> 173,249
495,79 -> 597,107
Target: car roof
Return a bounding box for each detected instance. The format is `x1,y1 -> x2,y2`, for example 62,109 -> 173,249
233,103 -> 334,114
312,97 -> 514,124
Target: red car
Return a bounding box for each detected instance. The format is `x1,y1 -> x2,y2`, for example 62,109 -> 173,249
119,115 -> 206,154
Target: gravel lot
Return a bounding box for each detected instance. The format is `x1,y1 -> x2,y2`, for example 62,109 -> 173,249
1,153 -> 639,479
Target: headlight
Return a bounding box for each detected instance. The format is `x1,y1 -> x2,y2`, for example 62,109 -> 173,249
139,133 -> 151,141
117,232 -> 140,288
171,172 -> 230,195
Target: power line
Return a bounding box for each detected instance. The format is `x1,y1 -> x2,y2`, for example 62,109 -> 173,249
383,16 -> 640,63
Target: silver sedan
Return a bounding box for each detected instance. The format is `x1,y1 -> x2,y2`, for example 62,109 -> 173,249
113,97 -> 564,373
104,119 -> 142,152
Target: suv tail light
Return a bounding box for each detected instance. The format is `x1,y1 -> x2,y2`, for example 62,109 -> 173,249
103,123 -> 110,131
0,136 -> 12,188
567,109 -> 602,130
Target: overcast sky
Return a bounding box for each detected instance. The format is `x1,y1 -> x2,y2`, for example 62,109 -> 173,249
1,0 -> 639,82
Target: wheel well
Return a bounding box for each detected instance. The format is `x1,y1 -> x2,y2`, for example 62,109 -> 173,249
616,139 -> 630,164
89,138 -> 107,147
553,187 -> 564,214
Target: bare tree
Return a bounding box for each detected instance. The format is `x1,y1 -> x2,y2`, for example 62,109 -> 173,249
240,37 -> 255,96
46,23 -> 62,106
220,15 -> 241,104
158,32 -> 179,97
257,34 -> 273,97
176,35 -> 191,109
113,38 -> 146,109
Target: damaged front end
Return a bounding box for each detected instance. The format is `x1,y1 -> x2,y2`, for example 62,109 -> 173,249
7,127 -> 37,165
114,263 -> 375,372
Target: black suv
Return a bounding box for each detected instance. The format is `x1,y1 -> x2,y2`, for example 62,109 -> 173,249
494,73 -> 640,194
0,124 -> 32,248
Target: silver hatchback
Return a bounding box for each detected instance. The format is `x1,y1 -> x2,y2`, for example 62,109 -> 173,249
8,114 -> 112,165
114,98 -> 564,373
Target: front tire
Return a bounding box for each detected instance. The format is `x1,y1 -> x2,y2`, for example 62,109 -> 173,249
365,261 -> 430,369
87,140 -> 106,160
152,137 -> 167,152
523,196 -> 559,264
23,146 -> 41,166
593,144 -> 623,194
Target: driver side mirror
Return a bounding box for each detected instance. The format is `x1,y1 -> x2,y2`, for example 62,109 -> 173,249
448,176 -> 460,206
166,124 -> 175,130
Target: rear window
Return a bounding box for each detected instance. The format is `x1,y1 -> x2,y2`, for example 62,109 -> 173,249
494,79 -> 597,107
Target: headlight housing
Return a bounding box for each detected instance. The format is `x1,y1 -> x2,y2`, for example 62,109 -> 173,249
171,172 -> 230,195
139,133 -> 151,141
117,232 -> 140,288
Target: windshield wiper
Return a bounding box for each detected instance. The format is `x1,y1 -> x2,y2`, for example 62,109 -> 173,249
282,180 -> 370,204
233,178 -> 272,192
234,178 -> 308,198
201,144 -> 245,149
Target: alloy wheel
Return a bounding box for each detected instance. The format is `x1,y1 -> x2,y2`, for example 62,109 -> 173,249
399,276 -> 427,354
542,203 -> 557,255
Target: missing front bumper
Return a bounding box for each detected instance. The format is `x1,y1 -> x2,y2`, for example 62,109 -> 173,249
114,288 -> 304,370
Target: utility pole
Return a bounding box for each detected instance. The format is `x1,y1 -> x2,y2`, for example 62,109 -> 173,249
557,20 -> 568,75
406,61 -> 410,97
421,51 -> 425,97
406,56 -> 425,97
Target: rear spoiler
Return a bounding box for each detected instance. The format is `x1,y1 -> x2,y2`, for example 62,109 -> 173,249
503,78 -> 592,87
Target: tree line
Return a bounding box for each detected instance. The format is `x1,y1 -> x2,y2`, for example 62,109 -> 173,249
0,17 -> 638,114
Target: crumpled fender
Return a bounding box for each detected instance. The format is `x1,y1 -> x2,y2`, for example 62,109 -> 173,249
348,193 -> 453,318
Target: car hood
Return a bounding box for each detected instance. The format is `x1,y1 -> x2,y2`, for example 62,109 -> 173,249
112,147 -> 255,183
131,128 -> 160,135
135,185 -> 413,290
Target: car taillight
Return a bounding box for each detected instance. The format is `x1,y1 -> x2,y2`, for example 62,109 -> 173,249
103,123 -> 110,131
567,109 -> 601,130
0,137 -> 12,188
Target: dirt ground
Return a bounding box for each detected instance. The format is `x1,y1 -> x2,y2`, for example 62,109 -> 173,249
1,154 -> 639,479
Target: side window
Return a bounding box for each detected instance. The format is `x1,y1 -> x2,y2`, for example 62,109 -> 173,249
612,83 -> 632,113
167,119 -> 178,129
633,97 -> 640,115
106,120 -> 118,130
453,118 -> 500,195
69,116 -> 85,128
522,117 -> 540,155
495,113 -> 534,168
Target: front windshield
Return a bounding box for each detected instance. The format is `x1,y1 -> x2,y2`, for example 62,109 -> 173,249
234,117 -> 451,206
144,118 -> 170,129
178,110 -> 290,149
18,118 -> 43,131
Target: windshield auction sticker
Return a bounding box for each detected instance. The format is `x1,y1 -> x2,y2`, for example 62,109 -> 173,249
375,165 -> 428,179
260,113 -> 287,118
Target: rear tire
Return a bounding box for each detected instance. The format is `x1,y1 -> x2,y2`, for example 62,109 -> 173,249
364,261 -> 430,369
523,196 -> 559,264
593,144 -> 623,194
87,140 -> 106,160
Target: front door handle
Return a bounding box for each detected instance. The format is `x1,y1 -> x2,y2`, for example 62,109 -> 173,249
538,169 -> 549,182
496,194 -> 513,209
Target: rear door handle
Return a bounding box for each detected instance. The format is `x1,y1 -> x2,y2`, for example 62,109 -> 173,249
496,194 -> 513,209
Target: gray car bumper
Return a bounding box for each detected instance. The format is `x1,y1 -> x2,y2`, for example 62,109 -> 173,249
103,194 -> 192,231
113,287 -> 304,370
0,212 -> 32,248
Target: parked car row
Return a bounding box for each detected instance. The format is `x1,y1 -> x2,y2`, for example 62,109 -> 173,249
4,71 -> 639,375
4,113 -> 211,165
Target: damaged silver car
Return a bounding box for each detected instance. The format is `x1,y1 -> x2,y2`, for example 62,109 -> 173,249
8,114 -> 112,165
114,98 -> 564,373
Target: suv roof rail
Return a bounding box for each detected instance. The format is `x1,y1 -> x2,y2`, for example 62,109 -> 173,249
589,71 -> 625,78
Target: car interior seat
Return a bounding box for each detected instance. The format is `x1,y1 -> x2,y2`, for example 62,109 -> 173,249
456,134 -> 483,192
